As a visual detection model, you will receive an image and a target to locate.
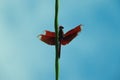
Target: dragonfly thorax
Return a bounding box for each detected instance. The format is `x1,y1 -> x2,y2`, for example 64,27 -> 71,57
59,26 -> 64,40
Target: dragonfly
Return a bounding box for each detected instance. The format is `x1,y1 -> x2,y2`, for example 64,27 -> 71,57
39,24 -> 82,58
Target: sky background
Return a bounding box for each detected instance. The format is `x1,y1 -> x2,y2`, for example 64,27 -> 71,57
0,0 -> 120,80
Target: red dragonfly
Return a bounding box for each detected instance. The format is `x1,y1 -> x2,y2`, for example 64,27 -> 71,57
39,24 -> 82,58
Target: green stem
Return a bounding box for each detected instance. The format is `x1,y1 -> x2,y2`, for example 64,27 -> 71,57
54,0 -> 59,80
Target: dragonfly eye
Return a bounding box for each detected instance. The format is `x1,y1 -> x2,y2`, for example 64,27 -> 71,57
59,26 -> 64,29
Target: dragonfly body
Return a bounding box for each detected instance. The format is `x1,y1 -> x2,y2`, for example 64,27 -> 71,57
58,26 -> 64,58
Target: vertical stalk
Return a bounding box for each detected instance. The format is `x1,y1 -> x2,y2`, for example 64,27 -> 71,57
54,0 -> 59,80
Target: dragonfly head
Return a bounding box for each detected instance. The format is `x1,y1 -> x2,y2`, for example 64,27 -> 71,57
59,26 -> 64,29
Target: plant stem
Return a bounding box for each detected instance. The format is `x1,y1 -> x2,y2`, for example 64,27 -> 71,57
54,0 -> 59,80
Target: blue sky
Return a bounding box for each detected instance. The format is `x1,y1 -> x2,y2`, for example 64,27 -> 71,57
0,0 -> 120,80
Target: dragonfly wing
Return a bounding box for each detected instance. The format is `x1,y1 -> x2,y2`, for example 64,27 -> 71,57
40,35 -> 56,45
39,30 -> 56,45
45,30 -> 56,37
61,25 -> 82,45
